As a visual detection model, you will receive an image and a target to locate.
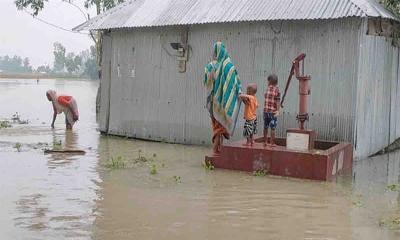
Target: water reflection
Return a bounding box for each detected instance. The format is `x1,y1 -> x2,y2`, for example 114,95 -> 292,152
93,136 -> 400,240
47,130 -> 80,168
14,193 -> 48,231
351,152 -> 400,239
1,78 -> 400,239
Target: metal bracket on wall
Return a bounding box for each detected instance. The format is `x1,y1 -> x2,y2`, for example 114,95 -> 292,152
178,28 -> 189,73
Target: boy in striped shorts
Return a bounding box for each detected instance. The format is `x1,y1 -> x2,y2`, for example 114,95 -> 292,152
239,84 -> 258,147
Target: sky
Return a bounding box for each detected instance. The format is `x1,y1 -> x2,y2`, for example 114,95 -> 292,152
0,0 -> 95,67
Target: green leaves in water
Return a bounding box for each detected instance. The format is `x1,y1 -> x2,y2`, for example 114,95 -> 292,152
173,175 -> 181,183
378,216 -> 400,230
52,140 -> 62,150
352,193 -> 364,208
253,169 -> 268,177
150,164 -> 158,175
14,142 -> 22,152
352,200 -> 364,208
103,150 -> 159,172
203,160 -> 214,170
0,120 -> 12,129
104,155 -> 126,169
386,184 -> 399,192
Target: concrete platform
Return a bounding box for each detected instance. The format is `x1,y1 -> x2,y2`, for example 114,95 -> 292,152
205,137 -> 353,181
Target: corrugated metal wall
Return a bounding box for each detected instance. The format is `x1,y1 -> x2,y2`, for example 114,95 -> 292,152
101,18 -> 364,154
99,34 -> 112,132
355,19 -> 400,158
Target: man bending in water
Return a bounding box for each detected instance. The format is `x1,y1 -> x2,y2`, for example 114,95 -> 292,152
46,90 -> 79,129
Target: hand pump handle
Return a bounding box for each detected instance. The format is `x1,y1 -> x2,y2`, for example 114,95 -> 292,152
280,53 -> 306,108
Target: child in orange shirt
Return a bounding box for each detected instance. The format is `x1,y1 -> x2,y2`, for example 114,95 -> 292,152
239,84 -> 258,146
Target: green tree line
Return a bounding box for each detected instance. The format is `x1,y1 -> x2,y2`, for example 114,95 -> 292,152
0,42 -> 98,79
380,0 -> 400,17
51,42 -> 98,79
15,0 -> 125,67
0,56 -> 32,73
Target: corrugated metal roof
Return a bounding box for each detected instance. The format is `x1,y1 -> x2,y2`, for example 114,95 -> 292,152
74,0 -> 398,31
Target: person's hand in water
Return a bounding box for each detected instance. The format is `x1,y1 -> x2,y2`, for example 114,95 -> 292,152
72,111 -> 79,121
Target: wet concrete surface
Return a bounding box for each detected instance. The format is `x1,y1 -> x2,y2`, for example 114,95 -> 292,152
0,79 -> 399,239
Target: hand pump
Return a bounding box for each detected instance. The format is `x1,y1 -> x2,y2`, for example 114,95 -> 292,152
280,53 -> 311,130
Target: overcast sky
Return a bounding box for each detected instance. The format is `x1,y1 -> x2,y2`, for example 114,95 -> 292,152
0,0 -> 95,67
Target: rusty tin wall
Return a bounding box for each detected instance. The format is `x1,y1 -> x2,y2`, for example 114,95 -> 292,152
101,18 -> 364,154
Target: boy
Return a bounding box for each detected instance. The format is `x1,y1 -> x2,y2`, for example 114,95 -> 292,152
240,83 -> 258,146
264,74 -> 280,147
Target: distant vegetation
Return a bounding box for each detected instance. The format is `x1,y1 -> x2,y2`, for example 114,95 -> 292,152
380,0 -> 400,17
14,0 -> 126,79
0,55 -> 33,73
0,42 -> 98,80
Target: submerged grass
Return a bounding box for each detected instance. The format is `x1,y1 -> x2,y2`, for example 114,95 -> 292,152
103,150 -> 159,171
203,160 -> 214,170
253,169 -> 268,177
0,120 -> 12,129
135,150 -> 158,163
104,156 -> 126,169
150,164 -> 158,175
52,140 -> 62,150
173,175 -> 181,183
378,216 -> 400,230
351,194 -> 364,208
386,184 -> 399,192
14,142 -> 22,152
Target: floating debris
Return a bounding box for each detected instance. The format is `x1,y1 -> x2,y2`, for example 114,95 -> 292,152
11,112 -> 20,123
9,113 -> 29,124
44,149 -> 86,154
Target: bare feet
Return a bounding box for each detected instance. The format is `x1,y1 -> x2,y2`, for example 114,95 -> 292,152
242,143 -> 250,147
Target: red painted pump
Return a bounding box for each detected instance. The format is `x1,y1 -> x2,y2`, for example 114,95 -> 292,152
280,54 -> 311,130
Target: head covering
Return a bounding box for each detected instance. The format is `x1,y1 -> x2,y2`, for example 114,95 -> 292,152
46,89 -> 79,126
204,42 -> 242,135
47,89 -> 63,114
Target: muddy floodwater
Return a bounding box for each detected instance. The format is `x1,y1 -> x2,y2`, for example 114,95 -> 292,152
0,79 -> 400,239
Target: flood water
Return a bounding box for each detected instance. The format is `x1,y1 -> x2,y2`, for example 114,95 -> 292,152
0,79 -> 399,240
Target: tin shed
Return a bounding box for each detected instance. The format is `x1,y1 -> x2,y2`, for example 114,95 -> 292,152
75,0 -> 400,159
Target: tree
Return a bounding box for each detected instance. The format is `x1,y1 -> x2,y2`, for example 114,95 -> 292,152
380,0 -> 400,16
37,65 -> 52,73
82,46 -> 99,79
65,52 -> 77,73
0,55 -> 32,73
53,42 -> 66,72
15,0 -> 125,67
23,57 -> 32,72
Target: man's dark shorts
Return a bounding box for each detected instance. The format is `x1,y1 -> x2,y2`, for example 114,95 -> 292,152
264,112 -> 277,130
